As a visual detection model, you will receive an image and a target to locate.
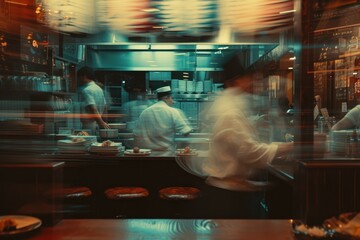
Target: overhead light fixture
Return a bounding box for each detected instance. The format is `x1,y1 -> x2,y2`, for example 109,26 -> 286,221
196,51 -> 212,55
289,57 -> 296,60
142,8 -> 160,13
288,67 -> 293,70
279,9 -> 296,14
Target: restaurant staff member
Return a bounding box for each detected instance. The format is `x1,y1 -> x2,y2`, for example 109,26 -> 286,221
314,95 -> 322,122
332,105 -> 360,130
181,58 -> 294,183
177,55 -> 293,218
78,66 -> 110,134
133,86 -> 192,151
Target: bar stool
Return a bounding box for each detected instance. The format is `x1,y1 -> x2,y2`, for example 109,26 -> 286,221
56,186 -> 92,199
104,187 -> 150,218
158,186 -> 201,218
203,177 -> 271,218
53,186 -> 93,218
175,153 -> 270,218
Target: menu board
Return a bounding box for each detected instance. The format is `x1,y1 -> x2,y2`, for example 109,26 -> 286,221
314,25 -> 359,103
312,1 -> 359,30
314,62 -> 327,95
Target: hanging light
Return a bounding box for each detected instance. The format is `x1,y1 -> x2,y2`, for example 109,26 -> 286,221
41,0 -> 98,34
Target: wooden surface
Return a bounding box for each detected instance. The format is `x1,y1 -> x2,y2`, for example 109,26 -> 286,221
27,219 -> 294,240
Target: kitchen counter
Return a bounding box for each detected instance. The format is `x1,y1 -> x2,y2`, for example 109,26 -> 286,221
267,159 -> 295,184
39,150 -> 208,163
26,219 -> 294,240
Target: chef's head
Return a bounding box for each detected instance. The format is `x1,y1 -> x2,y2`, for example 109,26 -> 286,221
156,86 -> 174,106
77,66 -> 95,84
222,55 -> 254,92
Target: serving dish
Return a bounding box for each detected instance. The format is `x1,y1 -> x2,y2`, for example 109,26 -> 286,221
0,215 -> 42,237
323,212 -> 360,239
68,135 -> 97,144
124,149 -> 151,156
292,220 -> 332,240
176,147 -> 198,156
292,212 -> 360,240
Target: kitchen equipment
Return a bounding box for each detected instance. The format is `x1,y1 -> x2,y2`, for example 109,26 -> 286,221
99,129 -> 119,139
108,123 -> 127,132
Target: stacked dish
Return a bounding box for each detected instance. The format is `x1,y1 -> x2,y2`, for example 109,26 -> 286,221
124,148 -> 151,156
195,81 -> 204,93
88,141 -> 123,155
57,139 -> 89,154
329,130 -> 353,153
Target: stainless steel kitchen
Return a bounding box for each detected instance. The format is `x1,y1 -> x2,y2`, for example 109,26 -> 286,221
0,0 -> 359,239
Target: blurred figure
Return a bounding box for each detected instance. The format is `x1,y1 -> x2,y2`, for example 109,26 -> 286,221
95,81 -> 112,122
314,95 -> 322,122
271,96 -> 293,142
332,105 -> 360,130
133,86 -> 192,151
121,92 -> 155,130
176,55 -> 294,219
78,66 -> 110,134
183,55 -> 293,189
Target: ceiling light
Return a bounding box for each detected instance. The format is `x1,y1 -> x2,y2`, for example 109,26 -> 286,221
279,9 -> 296,14
142,8 -> 160,13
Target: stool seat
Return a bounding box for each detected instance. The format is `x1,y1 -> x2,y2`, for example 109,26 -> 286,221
205,177 -> 272,192
54,186 -> 92,199
159,187 -> 200,200
104,187 -> 149,200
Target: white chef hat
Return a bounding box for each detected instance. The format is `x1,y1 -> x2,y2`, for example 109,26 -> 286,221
156,86 -> 172,99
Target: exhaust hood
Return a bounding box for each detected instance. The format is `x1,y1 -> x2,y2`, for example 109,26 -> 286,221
83,43 -> 277,71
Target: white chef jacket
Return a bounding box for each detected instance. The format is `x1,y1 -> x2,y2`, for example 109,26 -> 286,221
79,81 -> 107,133
133,101 -> 192,151
344,105 -> 360,127
183,88 -> 278,190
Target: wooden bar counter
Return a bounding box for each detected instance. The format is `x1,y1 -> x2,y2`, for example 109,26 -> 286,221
26,219 -> 294,240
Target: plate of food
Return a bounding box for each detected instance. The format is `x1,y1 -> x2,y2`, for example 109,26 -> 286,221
176,146 -> 198,156
0,215 -> 42,237
90,140 -> 122,148
323,212 -> 360,239
291,220 -> 331,240
124,147 -> 151,156
57,138 -> 87,145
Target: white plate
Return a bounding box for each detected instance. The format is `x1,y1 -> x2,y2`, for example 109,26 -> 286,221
91,142 -> 122,148
124,149 -> 151,156
89,149 -> 120,153
176,152 -> 198,156
57,139 -> 87,145
0,215 -> 41,236
58,150 -> 87,154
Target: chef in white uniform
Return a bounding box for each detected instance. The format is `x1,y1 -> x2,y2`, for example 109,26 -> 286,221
179,55 -> 293,191
133,86 -> 192,151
